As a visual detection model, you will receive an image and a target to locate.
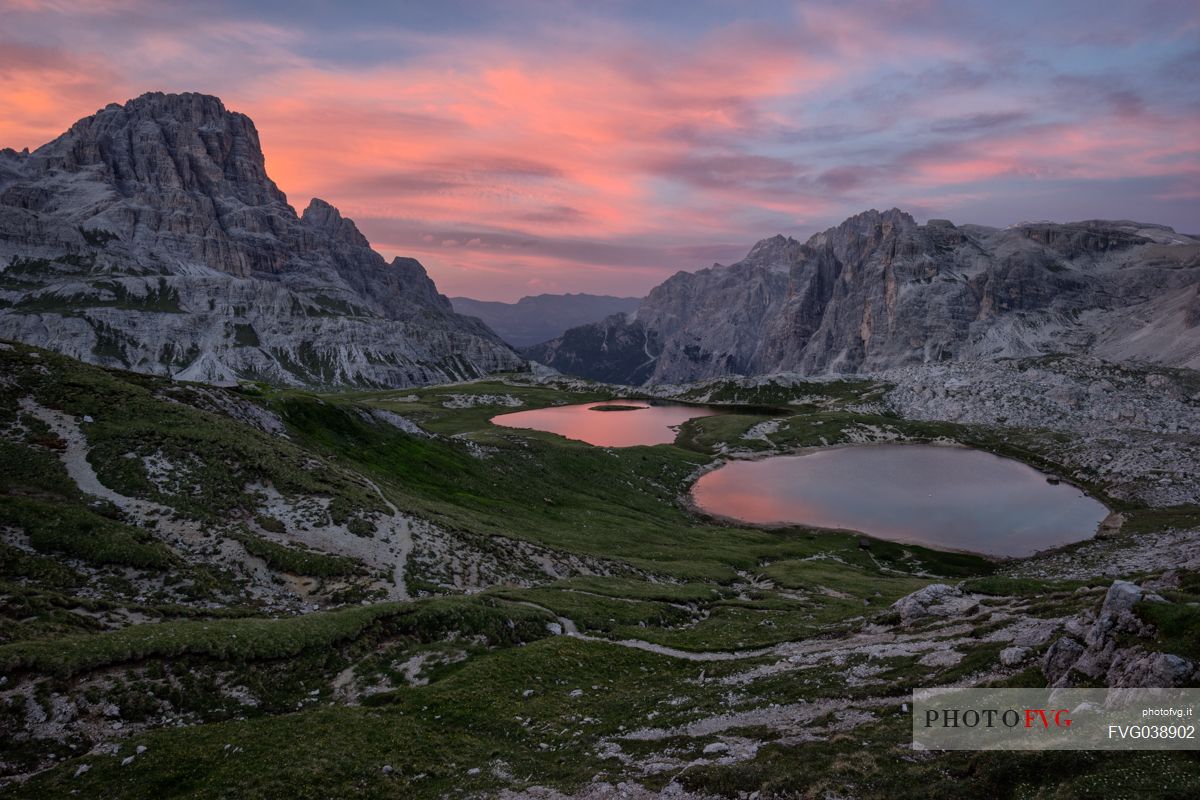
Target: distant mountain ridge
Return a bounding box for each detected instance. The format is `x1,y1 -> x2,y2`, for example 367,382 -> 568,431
450,293 -> 641,347
0,91 -> 523,387
527,209 -> 1200,384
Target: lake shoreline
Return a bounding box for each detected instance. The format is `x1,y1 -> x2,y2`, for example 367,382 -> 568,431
684,441 -> 1111,560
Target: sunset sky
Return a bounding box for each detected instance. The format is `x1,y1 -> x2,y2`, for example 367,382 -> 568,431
3,0 -> 1198,300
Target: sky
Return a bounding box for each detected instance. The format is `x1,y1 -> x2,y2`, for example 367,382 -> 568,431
2,1 -> 1198,301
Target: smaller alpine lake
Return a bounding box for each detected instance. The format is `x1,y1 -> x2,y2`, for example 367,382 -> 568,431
691,444 -> 1110,557
491,399 -> 719,447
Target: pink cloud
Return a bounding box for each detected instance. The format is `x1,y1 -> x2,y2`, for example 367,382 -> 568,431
2,0 -> 1197,300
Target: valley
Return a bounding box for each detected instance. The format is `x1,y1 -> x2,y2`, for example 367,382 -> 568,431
450,295 -> 642,349
2,340 -> 1197,798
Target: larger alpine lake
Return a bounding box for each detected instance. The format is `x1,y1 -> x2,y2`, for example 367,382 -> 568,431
691,444 -> 1109,557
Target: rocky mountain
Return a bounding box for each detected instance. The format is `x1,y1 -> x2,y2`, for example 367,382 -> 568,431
0,92 -> 523,387
527,209 -> 1200,384
450,293 -> 641,347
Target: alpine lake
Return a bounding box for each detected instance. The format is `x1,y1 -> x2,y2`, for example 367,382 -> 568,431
493,400 -> 1109,557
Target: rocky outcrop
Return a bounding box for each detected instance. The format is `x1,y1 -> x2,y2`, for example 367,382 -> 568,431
534,209 -> 1200,384
1042,636 -> 1087,685
1042,579 -> 1198,688
891,583 -> 979,627
0,92 -> 523,387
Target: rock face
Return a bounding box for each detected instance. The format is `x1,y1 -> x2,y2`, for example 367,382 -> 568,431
0,92 -> 523,387
529,209 -> 1200,384
450,293 -> 642,348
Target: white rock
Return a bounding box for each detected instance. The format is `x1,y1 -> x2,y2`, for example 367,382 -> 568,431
892,584 -> 978,626
918,650 -> 964,667
999,646 -> 1029,667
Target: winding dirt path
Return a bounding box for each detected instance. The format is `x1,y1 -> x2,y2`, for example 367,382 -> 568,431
360,475 -> 414,601
22,399 -> 166,518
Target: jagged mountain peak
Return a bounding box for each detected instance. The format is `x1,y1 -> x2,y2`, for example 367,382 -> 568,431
0,92 -> 522,388
743,234 -> 803,269
108,91 -> 235,120
302,197 -> 371,249
800,208 -> 919,255
829,207 -> 916,237
24,90 -> 285,212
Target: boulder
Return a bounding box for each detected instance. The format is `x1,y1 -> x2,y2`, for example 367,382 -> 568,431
1108,650 -> 1200,688
1140,571 -> 1182,592
891,584 -> 978,626
999,646 -> 1029,667
919,650 -> 964,667
1043,636 -> 1085,686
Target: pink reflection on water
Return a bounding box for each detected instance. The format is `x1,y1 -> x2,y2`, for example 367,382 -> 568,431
691,445 -> 1109,557
491,399 -> 718,447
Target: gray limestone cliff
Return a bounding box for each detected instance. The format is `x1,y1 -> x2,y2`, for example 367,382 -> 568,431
528,209 -> 1200,384
0,92 -> 523,387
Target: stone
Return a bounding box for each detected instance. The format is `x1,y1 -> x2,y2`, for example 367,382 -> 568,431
1102,580 -> 1144,615
1087,581 -> 1154,648
702,742 -> 729,755
1108,650 -> 1199,688
999,646 -> 1029,667
918,650 -> 964,667
1042,636 -> 1086,686
1142,571 -> 1183,592
891,584 -> 978,626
